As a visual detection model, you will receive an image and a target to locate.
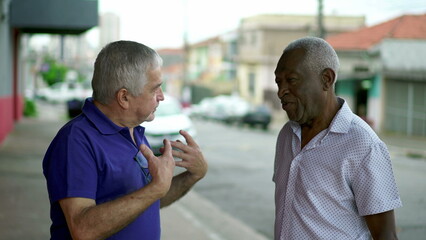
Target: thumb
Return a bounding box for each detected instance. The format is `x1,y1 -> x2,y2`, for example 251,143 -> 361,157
139,144 -> 154,161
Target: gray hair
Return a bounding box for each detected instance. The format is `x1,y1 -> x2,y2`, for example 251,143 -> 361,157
284,37 -> 339,82
91,40 -> 163,104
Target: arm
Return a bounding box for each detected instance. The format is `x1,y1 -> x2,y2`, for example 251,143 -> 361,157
160,130 -> 208,208
364,210 -> 398,240
59,140 -> 175,240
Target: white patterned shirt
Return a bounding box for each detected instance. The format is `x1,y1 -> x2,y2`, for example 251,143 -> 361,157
273,98 -> 402,240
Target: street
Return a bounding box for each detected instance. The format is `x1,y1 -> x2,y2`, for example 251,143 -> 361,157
192,119 -> 276,238
0,101 -> 271,240
1,101 -> 424,240
191,118 -> 426,240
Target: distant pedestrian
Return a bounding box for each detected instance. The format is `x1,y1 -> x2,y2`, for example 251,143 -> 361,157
43,40 -> 208,239
273,36 -> 402,239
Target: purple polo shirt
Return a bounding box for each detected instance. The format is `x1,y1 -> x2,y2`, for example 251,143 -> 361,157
43,98 -> 161,239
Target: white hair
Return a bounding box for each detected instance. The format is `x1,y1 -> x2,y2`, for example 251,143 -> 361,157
91,41 -> 163,104
284,37 -> 340,82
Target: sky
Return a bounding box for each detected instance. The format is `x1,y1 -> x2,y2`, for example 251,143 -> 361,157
91,0 -> 426,49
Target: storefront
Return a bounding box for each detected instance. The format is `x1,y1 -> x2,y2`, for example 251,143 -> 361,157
335,74 -> 380,129
384,76 -> 426,137
0,0 -> 97,145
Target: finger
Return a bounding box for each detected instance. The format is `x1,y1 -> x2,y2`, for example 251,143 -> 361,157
161,139 -> 172,156
171,149 -> 186,159
175,160 -> 189,168
140,144 -> 155,161
179,130 -> 197,146
170,140 -> 189,152
159,146 -> 165,154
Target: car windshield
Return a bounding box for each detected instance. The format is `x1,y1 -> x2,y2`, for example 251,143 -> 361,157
155,99 -> 182,116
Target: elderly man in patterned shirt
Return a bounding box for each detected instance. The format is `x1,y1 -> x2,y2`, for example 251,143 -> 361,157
273,37 -> 402,240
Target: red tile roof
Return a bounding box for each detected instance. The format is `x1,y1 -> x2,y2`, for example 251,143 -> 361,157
156,48 -> 183,55
326,14 -> 426,50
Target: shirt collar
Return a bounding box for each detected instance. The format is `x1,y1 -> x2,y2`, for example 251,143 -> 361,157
328,97 -> 354,134
82,98 -> 146,135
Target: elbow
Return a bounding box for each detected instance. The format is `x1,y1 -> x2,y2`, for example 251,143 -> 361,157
159,198 -> 173,209
68,224 -> 99,240
69,230 -> 89,240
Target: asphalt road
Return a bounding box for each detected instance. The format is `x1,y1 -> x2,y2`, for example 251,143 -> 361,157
191,118 -> 426,240
20,101 -> 426,239
192,119 -> 278,239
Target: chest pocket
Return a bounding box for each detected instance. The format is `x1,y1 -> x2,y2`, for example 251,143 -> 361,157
96,150 -> 144,204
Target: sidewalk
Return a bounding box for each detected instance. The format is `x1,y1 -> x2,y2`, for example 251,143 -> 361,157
1,104 -> 424,240
379,132 -> 426,160
0,105 -> 268,240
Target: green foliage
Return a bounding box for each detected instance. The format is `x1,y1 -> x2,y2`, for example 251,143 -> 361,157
23,98 -> 38,117
39,56 -> 69,86
77,72 -> 87,83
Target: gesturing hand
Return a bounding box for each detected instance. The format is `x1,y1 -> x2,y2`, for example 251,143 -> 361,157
139,139 -> 175,196
168,130 -> 208,182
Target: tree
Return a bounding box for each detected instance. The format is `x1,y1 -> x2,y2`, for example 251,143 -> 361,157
39,56 -> 69,86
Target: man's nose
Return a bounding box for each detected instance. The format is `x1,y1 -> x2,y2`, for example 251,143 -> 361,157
277,83 -> 289,98
158,88 -> 165,101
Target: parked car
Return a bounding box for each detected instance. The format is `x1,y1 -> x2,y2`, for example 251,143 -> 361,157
141,95 -> 197,155
36,81 -> 92,103
218,95 -> 251,124
190,95 -> 250,123
189,97 -> 216,119
240,105 -> 272,130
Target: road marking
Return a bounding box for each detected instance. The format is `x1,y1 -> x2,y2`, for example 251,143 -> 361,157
175,204 -> 225,240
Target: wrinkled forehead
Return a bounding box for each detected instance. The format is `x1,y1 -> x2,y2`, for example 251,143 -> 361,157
275,48 -> 307,74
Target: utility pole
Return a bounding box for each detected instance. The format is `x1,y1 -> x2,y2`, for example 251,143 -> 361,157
60,34 -> 65,62
317,0 -> 326,38
181,0 -> 191,106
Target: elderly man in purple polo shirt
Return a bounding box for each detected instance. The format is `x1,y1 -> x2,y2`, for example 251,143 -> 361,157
43,41 -> 208,240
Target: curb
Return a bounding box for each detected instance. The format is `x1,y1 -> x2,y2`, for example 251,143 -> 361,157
387,145 -> 426,161
161,191 -> 269,240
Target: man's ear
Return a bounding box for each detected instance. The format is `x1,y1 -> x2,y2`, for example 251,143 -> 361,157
321,68 -> 336,91
116,88 -> 130,109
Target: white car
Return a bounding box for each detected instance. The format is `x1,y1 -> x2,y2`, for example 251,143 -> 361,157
37,82 -> 92,103
141,95 -> 197,155
191,95 -> 250,123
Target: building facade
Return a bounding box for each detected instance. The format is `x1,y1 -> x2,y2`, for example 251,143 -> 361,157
0,0 -> 15,144
236,14 -> 366,108
99,12 -> 120,49
327,14 -> 426,136
186,34 -> 238,103
0,0 -> 97,145
157,48 -> 185,99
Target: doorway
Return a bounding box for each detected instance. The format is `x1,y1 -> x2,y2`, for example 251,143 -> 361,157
355,79 -> 372,126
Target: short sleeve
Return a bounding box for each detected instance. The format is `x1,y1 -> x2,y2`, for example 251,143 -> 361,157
44,127 -> 98,203
352,142 -> 402,216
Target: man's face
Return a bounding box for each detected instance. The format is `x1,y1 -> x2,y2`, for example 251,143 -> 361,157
129,67 -> 165,126
274,48 -> 324,125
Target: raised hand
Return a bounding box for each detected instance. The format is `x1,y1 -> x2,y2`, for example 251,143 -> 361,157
170,130 -> 208,181
139,139 -> 176,196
